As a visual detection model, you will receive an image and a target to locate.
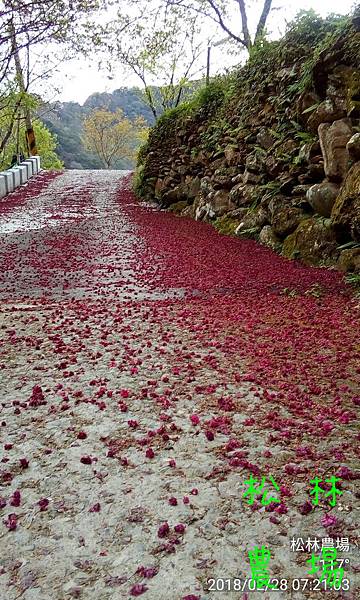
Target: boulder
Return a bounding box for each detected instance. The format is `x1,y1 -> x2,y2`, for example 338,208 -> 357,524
292,184 -> 313,196
256,127 -> 276,150
235,207 -> 268,236
347,69 -> 360,118
168,200 -> 188,214
259,226 -> 282,251
154,177 -> 164,198
229,184 -> 258,207
245,154 -> 263,173
298,141 -> 322,165
243,170 -> 261,185
282,218 -> 339,265
185,176 -> 201,199
272,206 -> 307,238
318,118 -> 353,182
212,174 -> 235,190
213,214 -> 242,236
297,91 -> 321,124
228,208 -> 249,219
268,195 -> 292,219
200,176 -> 214,195
331,162 -> 360,242
231,173 -> 245,185
347,133 -> 360,162
224,145 -> 240,166
306,99 -> 346,133
160,184 -> 188,207
337,248 -> 360,273
205,190 -> 236,219
306,182 -> 340,217
265,155 -> 284,178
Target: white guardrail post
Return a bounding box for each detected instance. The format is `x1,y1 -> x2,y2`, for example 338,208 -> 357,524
0,156 -> 41,200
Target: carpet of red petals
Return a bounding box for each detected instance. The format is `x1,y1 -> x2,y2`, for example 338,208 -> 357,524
0,170 -> 359,600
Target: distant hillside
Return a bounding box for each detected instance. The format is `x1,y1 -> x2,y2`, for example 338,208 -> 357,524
41,87 -> 156,170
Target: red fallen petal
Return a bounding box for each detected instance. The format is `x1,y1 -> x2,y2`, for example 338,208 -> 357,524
337,466 -> 354,480
80,455 -> 92,465
89,503 -> 101,512
3,513 -> 18,530
9,490 -> 21,507
136,566 -> 158,578
4,444 -> 12,450
130,584 -> 148,596
19,458 -> 29,469
38,498 -> 49,511
145,448 -> 155,459
128,420 -> 139,428
321,513 -> 337,527
269,515 -> 281,524
190,415 -> 200,425
157,522 -> 170,538
78,431 -> 87,439
120,389 -> 129,398
168,459 -> 176,468
299,501 -> 313,515
28,385 -> 46,407
183,596 -> 200,600
174,523 -> 186,534
265,502 -> 278,513
162,542 -> 176,553
190,488 -> 198,495
168,497 -> 178,506
275,503 -> 288,514
280,485 -> 292,497
205,430 -> 214,441
183,496 -> 190,504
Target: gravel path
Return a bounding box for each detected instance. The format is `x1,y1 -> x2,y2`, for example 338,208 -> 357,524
0,170 -> 359,600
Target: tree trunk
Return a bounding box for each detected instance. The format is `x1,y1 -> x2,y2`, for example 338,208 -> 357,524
10,19 -> 38,156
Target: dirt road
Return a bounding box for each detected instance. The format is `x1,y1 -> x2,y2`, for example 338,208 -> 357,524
0,170 -> 359,600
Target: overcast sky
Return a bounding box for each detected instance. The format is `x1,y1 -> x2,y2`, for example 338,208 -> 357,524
55,0 -> 356,104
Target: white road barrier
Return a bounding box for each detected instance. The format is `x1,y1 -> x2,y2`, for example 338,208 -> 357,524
0,156 -> 41,200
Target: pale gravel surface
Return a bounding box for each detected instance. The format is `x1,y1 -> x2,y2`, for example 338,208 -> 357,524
0,171 -> 358,600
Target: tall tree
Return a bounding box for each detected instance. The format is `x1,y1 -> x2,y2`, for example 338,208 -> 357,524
95,1 -> 205,120
163,0 -> 274,52
82,108 -> 147,169
0,1 -> 104,85
0,0 -> 105,162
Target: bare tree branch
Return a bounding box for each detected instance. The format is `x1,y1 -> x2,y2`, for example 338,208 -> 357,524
255,0 -> 273,43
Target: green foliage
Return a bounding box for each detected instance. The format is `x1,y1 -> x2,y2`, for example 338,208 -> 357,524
0,107 -> 63,170
32,120 -> 63,170
285,10 -> 350,95
345,272 -> 360,294
132,163 -> 147,198
213,215 -> 240,236
190,78 -> 226,113
43,87 -> 156,169
136,6 -> 358,198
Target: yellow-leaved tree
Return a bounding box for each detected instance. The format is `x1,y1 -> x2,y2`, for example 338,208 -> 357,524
82,108 -> 148,169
